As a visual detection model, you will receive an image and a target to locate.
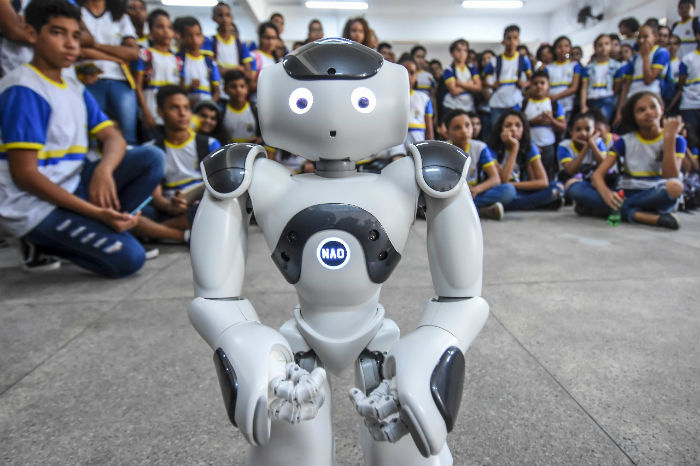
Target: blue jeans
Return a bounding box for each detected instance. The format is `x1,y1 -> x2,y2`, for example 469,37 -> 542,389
26,145 -> 165,278
505,180 -> 562,210
87,79 -> 138,145
587,95 -> 615,123
474,183 -> 516,207
567,180 -> 679,222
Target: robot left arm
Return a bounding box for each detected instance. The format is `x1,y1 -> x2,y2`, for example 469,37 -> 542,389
189,144 -> 326,446
351,141 -> 489,457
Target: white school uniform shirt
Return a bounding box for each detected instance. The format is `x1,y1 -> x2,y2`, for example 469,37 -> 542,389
138,48 -> 181,125
582,59 -> 620,100
545,60 -> 582,112
484,53 -> 532,109
442,64 -> 479,112
0,0 -> 32,76
679,49 -> 700,110
182,53 -> 214,100
462,140 -> 496,186
407,90 -> 433,144
672,17 -> 698,60
416,69 -> 436,93
80,6 -> 136,81
161,131 -> 221,197
625,46 -> 670,97
611,132 -> 686,191
523,97 -> 565,147
0,64 -> 113,236
222,102 -> 257,143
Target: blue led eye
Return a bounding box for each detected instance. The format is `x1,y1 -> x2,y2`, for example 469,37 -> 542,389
358,97 -> 369,108
289,88 -> 313,114
351,87 -> 376,113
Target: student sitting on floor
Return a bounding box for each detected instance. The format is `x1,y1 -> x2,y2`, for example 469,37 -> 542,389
488,110 -> 563,211
572,91 -> 686,229
142,85 -> 221,242
0,0 -> 164,277
444,109 -> 515,220
558,113 -> 608,202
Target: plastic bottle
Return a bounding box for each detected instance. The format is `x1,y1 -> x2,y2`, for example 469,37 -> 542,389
607,190 -> 625,226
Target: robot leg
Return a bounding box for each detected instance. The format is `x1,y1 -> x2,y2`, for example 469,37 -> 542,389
244,319 -> 335,466
246,374 -> 334,466
353,318 -> 453,466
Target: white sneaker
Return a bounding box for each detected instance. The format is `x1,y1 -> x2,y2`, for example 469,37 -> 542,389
145,248 -> 160,260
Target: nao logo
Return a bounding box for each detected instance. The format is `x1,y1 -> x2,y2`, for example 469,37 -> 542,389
316,237 -> 350,270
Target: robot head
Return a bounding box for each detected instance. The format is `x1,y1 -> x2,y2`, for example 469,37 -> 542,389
257,38 -> 409,162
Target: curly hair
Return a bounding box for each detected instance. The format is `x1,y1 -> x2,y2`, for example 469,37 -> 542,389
342,17 -> 370,46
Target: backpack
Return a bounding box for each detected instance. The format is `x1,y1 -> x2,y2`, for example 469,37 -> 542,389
495,53 -> 527,83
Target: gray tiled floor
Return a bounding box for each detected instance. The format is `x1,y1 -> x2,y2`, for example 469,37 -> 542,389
1,208 -> 698,465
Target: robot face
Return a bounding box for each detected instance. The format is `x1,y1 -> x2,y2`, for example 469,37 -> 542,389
257,39 -> 410,162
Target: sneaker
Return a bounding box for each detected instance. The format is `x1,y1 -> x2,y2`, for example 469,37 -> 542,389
145,248 -> 160,260
18,239 -> 61,272
478,202 -> 504,220
541,190 -> 564,210
657,213 -> 680,230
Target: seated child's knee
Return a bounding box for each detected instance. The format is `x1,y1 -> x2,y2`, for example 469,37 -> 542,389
665,179 -> 683,198
564,178 -> 581,190
104,241 -> 146,278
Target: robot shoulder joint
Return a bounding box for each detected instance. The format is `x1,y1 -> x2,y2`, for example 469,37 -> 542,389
408,141 -> 470,199
201,143 -> 267,199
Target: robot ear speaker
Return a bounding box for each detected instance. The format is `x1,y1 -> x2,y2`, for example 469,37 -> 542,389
252,396 -> 271,446
429,346 -> 465,432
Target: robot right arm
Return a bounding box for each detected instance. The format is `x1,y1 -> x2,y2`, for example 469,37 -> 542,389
189,144 -> 325,446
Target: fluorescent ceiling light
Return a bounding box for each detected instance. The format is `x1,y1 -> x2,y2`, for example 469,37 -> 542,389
462,0 -> 523,8
305,1 -> 369,10
161,0 -> 218,6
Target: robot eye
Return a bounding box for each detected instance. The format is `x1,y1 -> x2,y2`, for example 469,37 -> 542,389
288,88 -> 313,115
351,87 -> 376,114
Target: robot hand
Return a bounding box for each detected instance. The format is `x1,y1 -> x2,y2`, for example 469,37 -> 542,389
210,320 -> 294,446
350,326 -> 464,458
269,362 -> 327,424
349,379 -> 409,443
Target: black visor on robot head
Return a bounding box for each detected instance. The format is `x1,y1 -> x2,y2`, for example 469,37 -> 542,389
282,38 -> 383,80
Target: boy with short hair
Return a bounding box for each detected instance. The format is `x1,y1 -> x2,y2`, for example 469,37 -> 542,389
411,45 -> 436,94
483,24 -> 532,125
208,2 -> 252,106
0,0 -> 164,277
672,0 -> 698,58
134,9 -> 181,131
523,70 -> 566,180
144,85 -> 220,238
444,109 -> 515,220
176,16 -> 221,104
442,38 -> 481,113
220,69 -> 261,144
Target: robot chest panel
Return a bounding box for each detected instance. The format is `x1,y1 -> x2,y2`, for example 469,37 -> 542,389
270,203 -> 401,285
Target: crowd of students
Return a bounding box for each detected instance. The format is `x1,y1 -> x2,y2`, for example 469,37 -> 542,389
0,0 -> 698,279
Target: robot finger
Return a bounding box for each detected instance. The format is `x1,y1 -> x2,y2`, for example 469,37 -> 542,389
380,416 -> 409,443
270,376 -> 296,402
293,367 -> 327,403
286,362 -> 310,384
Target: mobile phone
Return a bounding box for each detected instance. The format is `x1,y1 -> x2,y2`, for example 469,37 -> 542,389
130,195 -> 152,215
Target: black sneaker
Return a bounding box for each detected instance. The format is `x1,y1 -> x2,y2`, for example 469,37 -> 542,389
19,239 -> 61,272
657,213 -> 680,230
540,191 -> 564,210
478,202 -> 504,220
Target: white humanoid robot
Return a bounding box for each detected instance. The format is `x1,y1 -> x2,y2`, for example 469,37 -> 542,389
188,38 -> 489,466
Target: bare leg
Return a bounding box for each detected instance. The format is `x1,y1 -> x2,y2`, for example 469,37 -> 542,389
133,216 -> 185,242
